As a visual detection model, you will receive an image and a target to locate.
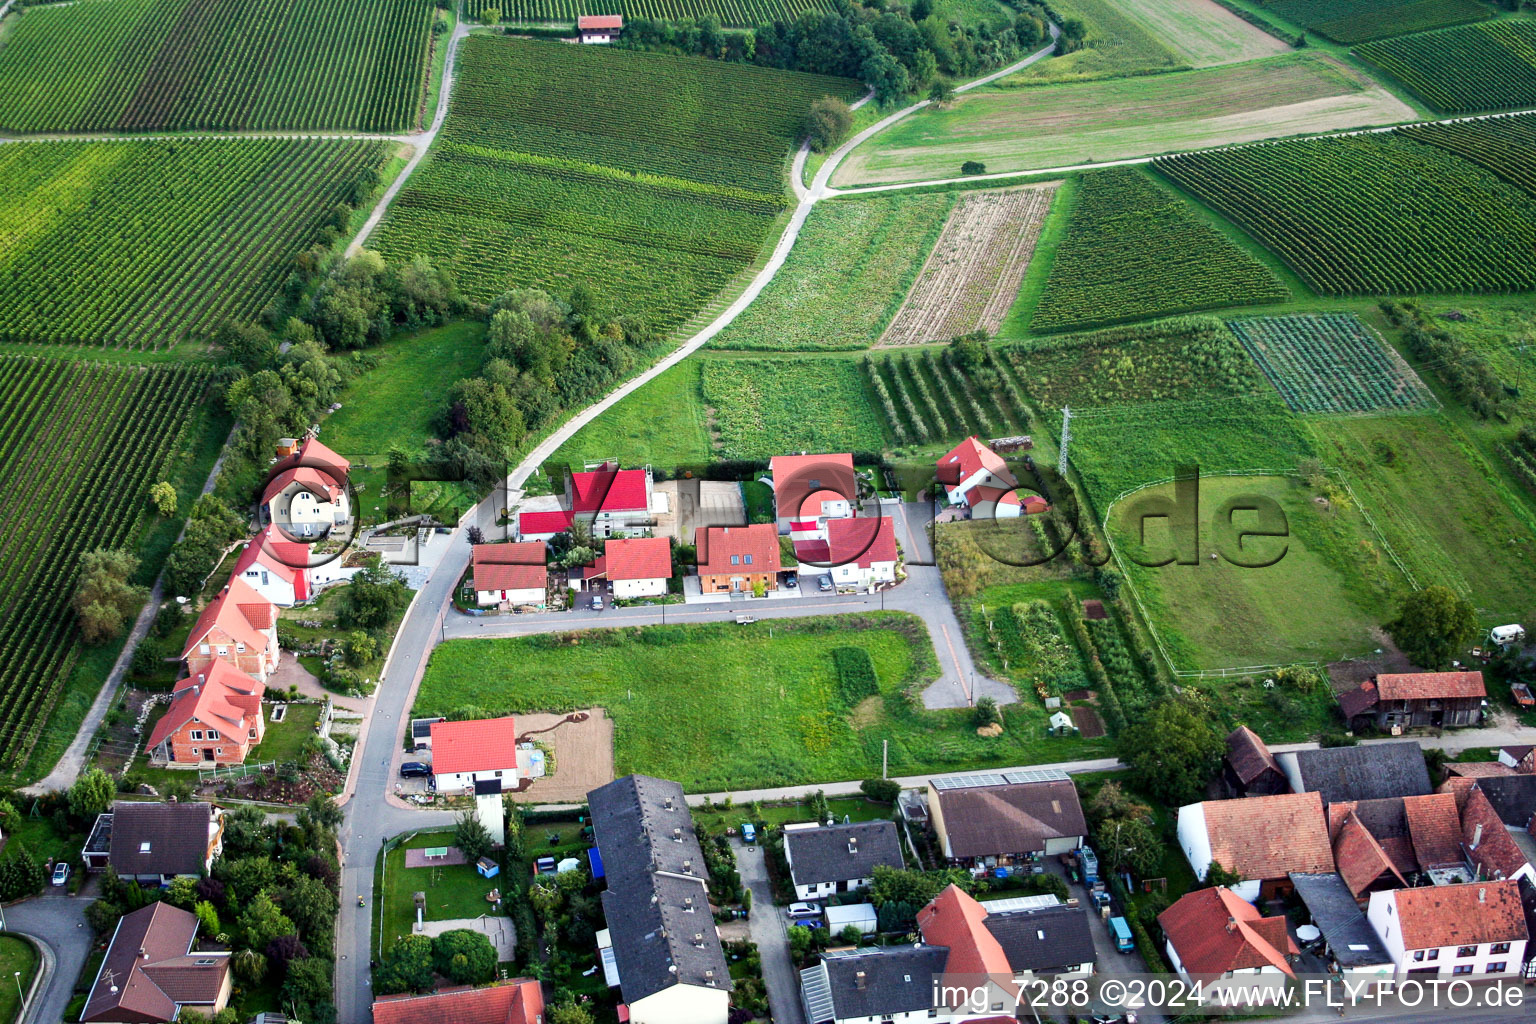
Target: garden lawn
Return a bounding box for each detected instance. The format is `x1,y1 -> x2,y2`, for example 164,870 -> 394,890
708,193 -> 956,352
700,356 -> 889,459
1109,475 -> 1402,670
413,614 -> 1101,791
377,830 -> 508,958
833,54 -> 1412,186
550,360 -> 712,470
247,702 -> 323,765
0,935 -> 38,1024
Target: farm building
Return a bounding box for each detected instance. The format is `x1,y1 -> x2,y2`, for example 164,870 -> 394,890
1222,726 -> 1289,798
926,767 -> 1086,868
578,13 -> 622,43
471,541 -> 548,607
1337,671 -> 1487,731
1159,886 -> 1296,1002
1177,791 -> 1334,902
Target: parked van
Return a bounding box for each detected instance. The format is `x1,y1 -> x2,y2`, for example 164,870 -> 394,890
786,902 -> 822,920
740,822 -> 757,843
1109,916 -> 1134,953
1080,846 -> 1099,885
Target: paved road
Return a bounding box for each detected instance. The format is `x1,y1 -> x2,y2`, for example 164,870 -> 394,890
2,887 -> 91,1024
734,839 -> 804,1024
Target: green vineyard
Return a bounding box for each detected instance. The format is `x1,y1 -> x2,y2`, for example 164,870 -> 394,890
468,0 -> 832,25
1228,313 -> 1436,414
1398,114 -> 1536,196
0,138 -> 390,348
0,0 -> 435,133
1358,21 -> 1536,114
1031,168 -> 1289,332
0,357 -> 209,769
373,36 -> 857,329
861,348 -> 1032,447
1256,0 -> 1491,43
1155,135 -> 1536,296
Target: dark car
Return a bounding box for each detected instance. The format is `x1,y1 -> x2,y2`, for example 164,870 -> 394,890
399,761 -> 431,778
784,574 -> 798,589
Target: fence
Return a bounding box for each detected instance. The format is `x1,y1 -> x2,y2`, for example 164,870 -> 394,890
198,760 -> 280,784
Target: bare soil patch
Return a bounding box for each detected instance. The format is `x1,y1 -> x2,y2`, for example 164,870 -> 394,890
1071,706 -> 1106,738
505,707 -> 615,803
1082,600 -> 1108,620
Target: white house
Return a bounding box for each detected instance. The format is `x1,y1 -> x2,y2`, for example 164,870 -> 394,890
820,516 -> 898,590
261,436 -> 350,539
231,524 -> 356,607
472,541 -> 547,607
1366,880 -> 1528,980
784,820 -> 903,901
602,536 -> 671,599
935,436 -> 1021,518
577,13 -> 622,42
429,717 -> 523,794
771,453 -> 857,540
1159,886 -> 1295,1003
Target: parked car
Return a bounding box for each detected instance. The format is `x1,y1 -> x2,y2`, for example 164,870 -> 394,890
740,822 -> 757,843
591,595 -> 604,611
52,862 -> 70,887
784,573 -> 798,589
786,902 -> 822,920
818,575 -> 833,592
1109,916 -> 1134,952
735,616 -> 757,625
399,761 -> 431,778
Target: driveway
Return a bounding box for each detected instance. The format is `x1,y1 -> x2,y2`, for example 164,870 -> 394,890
3,884 -> 94,1024
734,839 -> 804,1024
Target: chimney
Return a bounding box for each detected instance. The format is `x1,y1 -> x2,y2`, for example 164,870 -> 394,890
672,827 -> 683,842
140,946 -> 148,959
848,837 -> 859,854
855,971 -> 867,990
684,896 -> 694,911
664,796 -> 674,811
683,859 -> 693,873
1226,917 -> 1237,934
1472,824 -> 1483,850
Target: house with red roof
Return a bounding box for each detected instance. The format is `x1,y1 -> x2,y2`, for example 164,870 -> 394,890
770,453 -> 857,541
261,435 -> 350,540
597,536 -> 672,599
1338,670 -> 1486,731
372,978 -> 544,1024
83,902 -> 231,1023
1158,886 -> 1296,1000
695,524 -> 780,595
567,463 -> 657,539
230,523 -> 359,607
471,542 -> 548,607
1177,791 -> 1334,902
936,437 -> 1022,519
145,660 -> 267,766
430,717 -> 525,794
578,13 -> 622,42
822,516 -> 898,590
181,577 -> 280,683
1367,879 -> 1528,979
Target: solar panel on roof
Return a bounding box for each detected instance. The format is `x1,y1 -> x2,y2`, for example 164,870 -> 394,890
931,767 -> 1070,790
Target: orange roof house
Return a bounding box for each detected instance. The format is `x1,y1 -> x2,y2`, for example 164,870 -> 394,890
771,453 -> 857,531
181,577 -> 280,682
471,542 -> 548,605
1366,879 -> 1528,967
1178,792 -> 1333,899
1402,793 -> 1465,870
599,536 -> 672,599
146,660 -> 267,766
372,978 -> 544,1024
695,524 -> 780,595
430,717 -> 521,788
1331,810 -> 1407,899
1159,886 -> 1296,983
936,436 -> 1018,512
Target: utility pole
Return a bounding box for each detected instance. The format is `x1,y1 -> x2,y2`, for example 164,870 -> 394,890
882,739 -> 888,780
1058,405 -> 1072,477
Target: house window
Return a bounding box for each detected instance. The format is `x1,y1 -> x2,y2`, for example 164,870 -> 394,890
1487,963 -> 1507,974
1457,946 -> 1477,958
1453,965 -> 1473,975
1426,949 -> 1439,961
191,730 -> 204,741
199,644 -> 211,656
744,554 -> 753,565
216,646 -> 228,657
207,730 -> 219,741
730,555 -> 740,565
215,747 -> 223,756
140,842 -> 151,853
1491,943 -> 1511,955
236,643 -> 246,654
249,729 -> 257,739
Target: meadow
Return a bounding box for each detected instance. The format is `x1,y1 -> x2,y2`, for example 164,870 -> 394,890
0,0 -> 434,133
0,138 -> 389,348
1228,313 -> 1435,414
835,54 -> 1412,185
1030,168 -> 1288,331
1001,0 -> 1186,82
1358,21 -> 1536,114
413,616 -> 1107,790
1257,0 -> 1492,42
371,36 -> 857,331
551,360 -> 714,470
470,0 -> 833,25
708,193 -> 956,352
700,356 -> 889,458
1106,0 -> 1291,66
1156,134 -> 1536,296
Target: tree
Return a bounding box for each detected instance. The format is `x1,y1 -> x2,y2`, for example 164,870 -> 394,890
805,96 -> 853,153
266,933 -> 309,970
480,6 -> 501,22
860,778 -> 900,803
838,923 -> 865,946
281,956 -> 333,1019
0,852 -> 45,902
73,549 -> 146,644
149,481 -> 177,516
1097,815 -> 1161,878
193,900 -> 222,936
961,160 -> 986,175
1116,701 -> 1222,806
1206,860 -> 1242,887
972,695 -> 1001,728
69,766 -> 116,820
231,948 -> 267,985
455,811 -> 495,862
335,560 -> 410,629
1085,780 -> 1150,829
376,934 -> 435,994
238,892 -> 295,952
433,928 -> 497,985
1387,585 -> 1478,670
546,994 -> 597,1024
343,630 -> 378,666
928,78 -> 954,106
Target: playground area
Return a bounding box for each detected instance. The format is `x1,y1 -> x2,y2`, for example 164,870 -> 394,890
377,832 -> 513,959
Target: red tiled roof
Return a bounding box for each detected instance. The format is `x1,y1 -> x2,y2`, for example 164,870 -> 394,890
578,14 -> 623,28
570,466 -> 648,513
473,542 -> 547,592
793,539 -> 831,564
518,510 -> 572,536
373,978 -> 545,1024
771,454 -> 856,519
917,885 -> 1014,986
936,436 -> 1016,491
1375,671 -> 1486,700
1389,880 -> 1527,949
1462,787 -> 1530,882
1402,793 -> 1464,869
1332,811 -> 1406,897
604,537 -> 671,581
1446,762 -> 1516,779
272,435 -> 350,477
146,661 -> 266,751
261,464 -> 345,505
1198,792 -> 1333,880
430,717 -> 520,776
695,523 -> 780,577
181,577 -> 275,658
1225,726 -> 1281,786
1158,887 -> 1296,978
825,515 -> 897,568
232,525 -> 305,584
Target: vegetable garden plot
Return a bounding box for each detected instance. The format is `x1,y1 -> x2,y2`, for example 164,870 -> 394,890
0,0 -> 434,133
1030,168 -> 1288,332
1156,135 -> 1536,296
0,357 -> 209,769
1228,313 -> 1436,415
878,185 -> 1058,347
476,0 -> 833,25
0,138 -> 390,349
1256,0 -> 1492,43
1358,21 -> 1536,115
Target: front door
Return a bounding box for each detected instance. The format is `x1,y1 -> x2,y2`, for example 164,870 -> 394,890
203,748 -> 215,762
731,576 -> 744,591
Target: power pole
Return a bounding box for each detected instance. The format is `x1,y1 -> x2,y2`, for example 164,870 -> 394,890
882,739 -> 889,779
1057,405 -> 1072,477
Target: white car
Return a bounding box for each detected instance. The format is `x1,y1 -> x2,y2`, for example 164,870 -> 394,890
785,901 -> 822,920
591,595 -> 604,611
52,862 -> 70,887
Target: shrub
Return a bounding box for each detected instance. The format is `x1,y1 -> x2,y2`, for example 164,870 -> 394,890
961,160 -> 986,174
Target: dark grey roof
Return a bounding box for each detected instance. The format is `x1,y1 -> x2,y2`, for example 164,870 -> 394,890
785,821 -> 904,888
1289,872 -> 1393,968
588,774 -> 704,885
473,777 -> 502,796
600,872 -> 730,1003
932,778 -> 1087,858
984,903 -> 1097,972
1287,743 -> 1431,804
107,801 -> 215,877
1475,776 -> 1536,829
802,946 -> 948,1023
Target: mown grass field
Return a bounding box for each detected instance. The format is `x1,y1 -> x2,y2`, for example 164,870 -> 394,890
708,193 -> 956,351
1002,0 -> 1186,82
550,360 -> 714,470
700,356 -> 889,458
377,830 -> 508,959
1108,0 -> 1291,66
1110,475 -> 1402,669
835,54 -> 1412,186
415,615 -> 1106,790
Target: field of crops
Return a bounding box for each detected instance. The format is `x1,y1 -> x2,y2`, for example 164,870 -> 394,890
1156,135 -> 1536,296
472,0 -> 832,25
0,357 -> 209,769
700,357 -> 889,458
879,185 -> 1058,347
0,138 -> 389,348
863,348 -> 1030,446
372,37 -> 855,327
1229,313 -> 1436,414
1358,21 -> 1536,114
1399,114 -> 1536,196
1256,0 -> 1491,43
0,0 -> 434,133
1031,169 -> 1288,332
1002,0 -> 1185,82
709,193 -> 954,352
